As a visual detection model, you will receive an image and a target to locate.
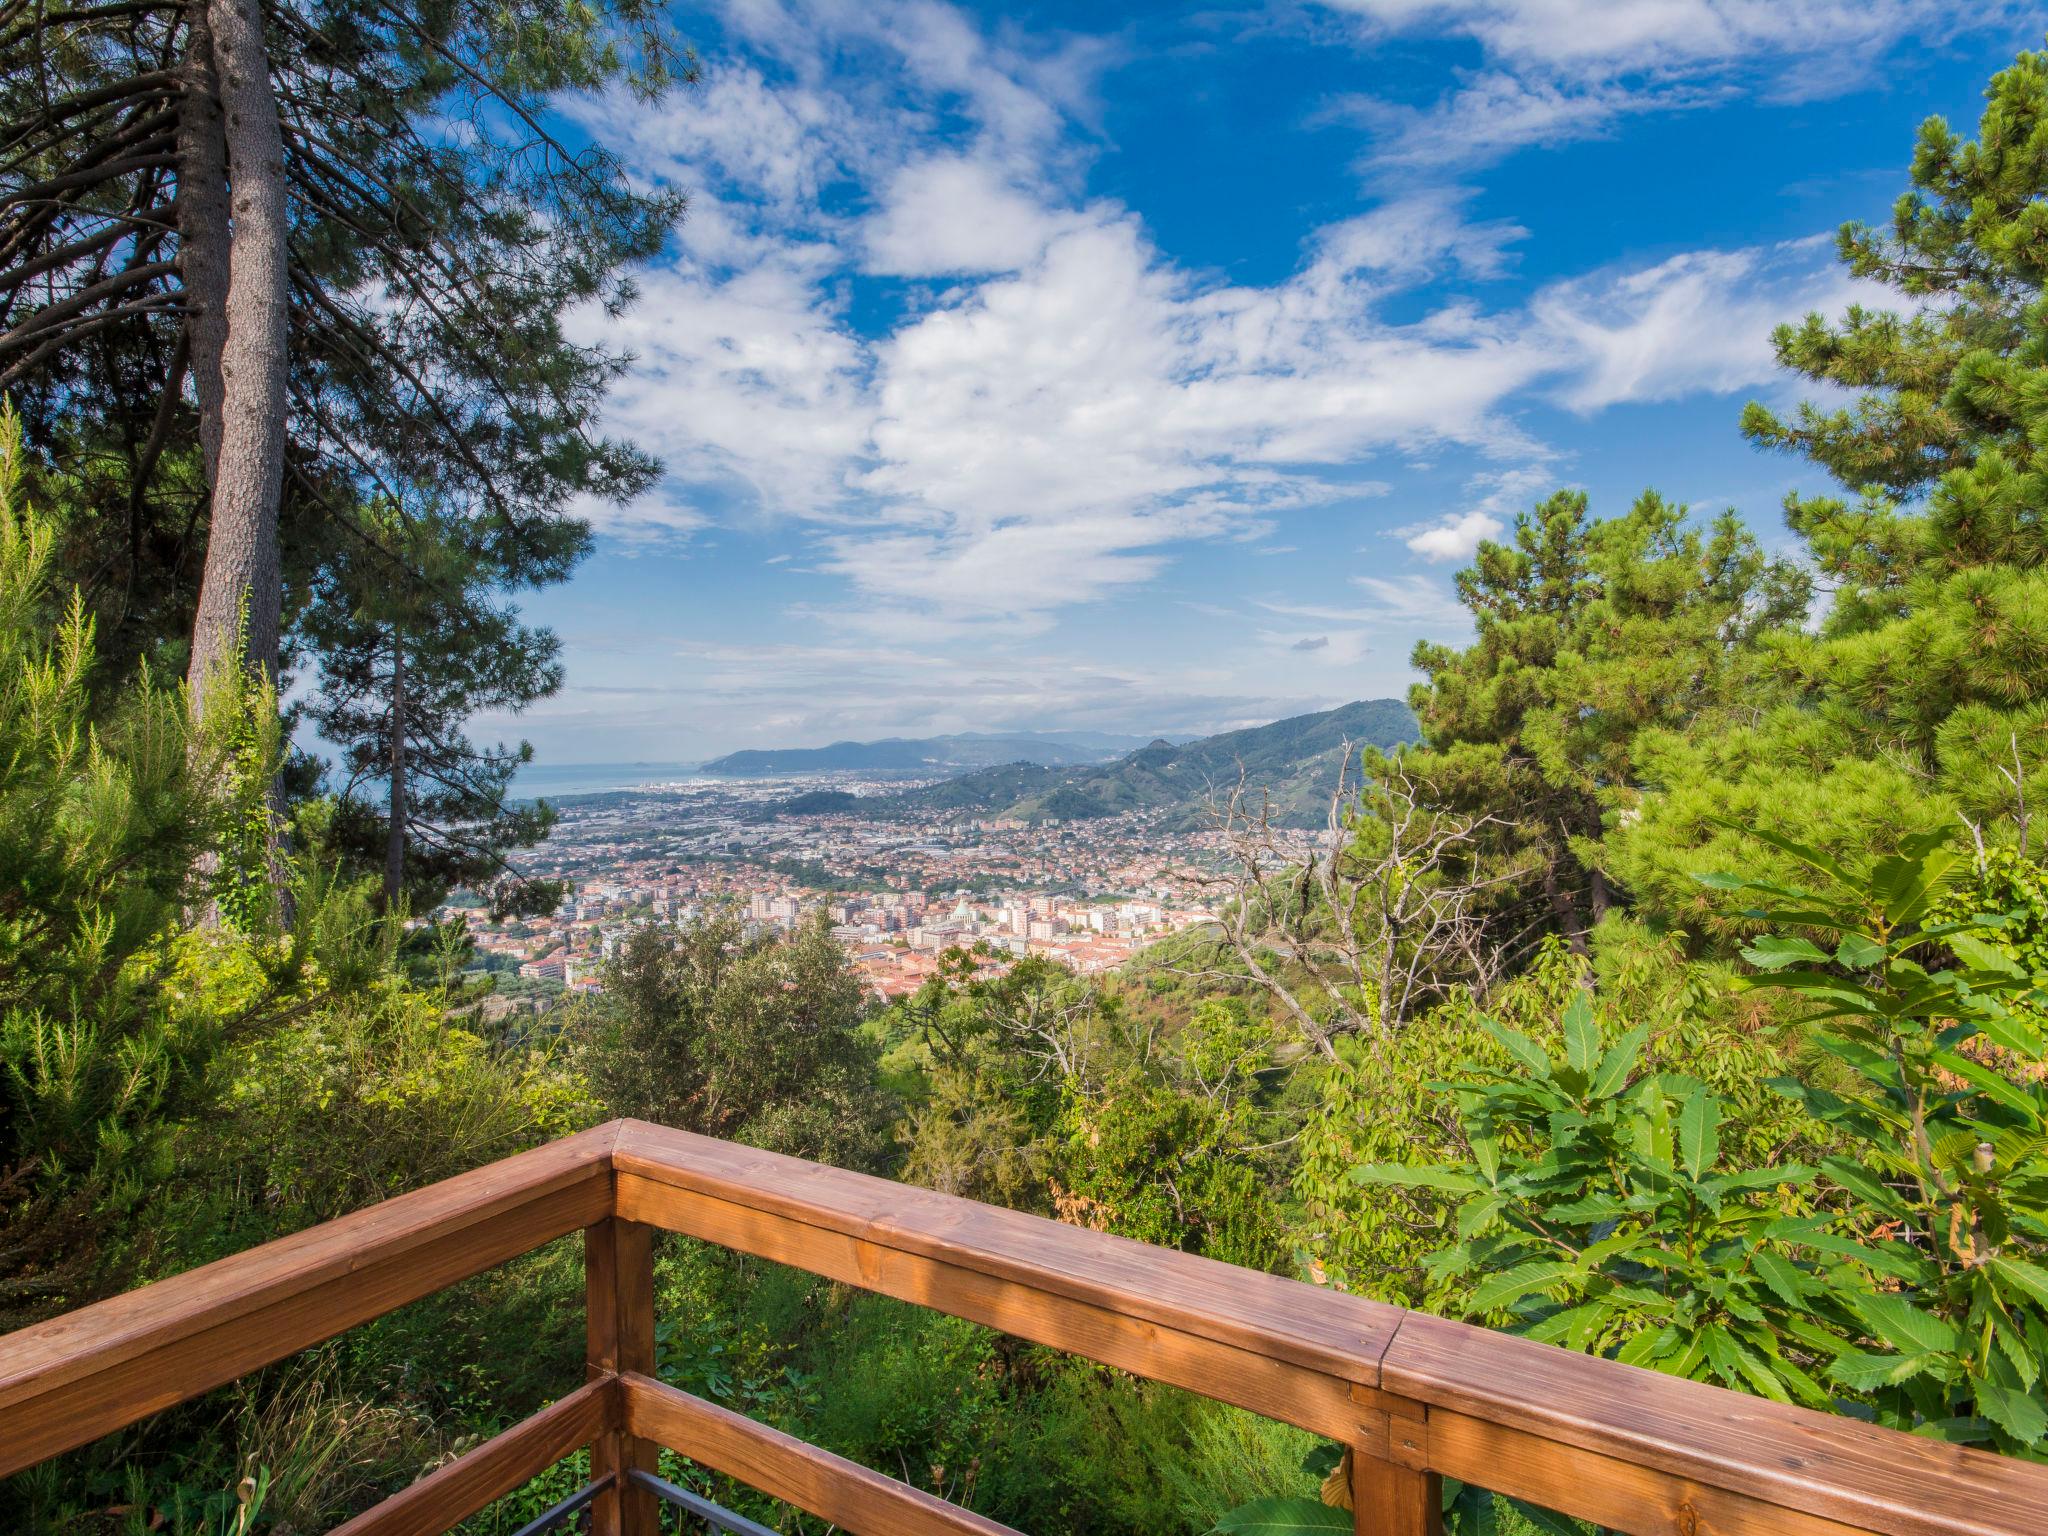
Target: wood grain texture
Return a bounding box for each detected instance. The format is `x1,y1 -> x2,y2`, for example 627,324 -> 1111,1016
7,1117 -> 2048,1536
614,1167 -> 1369,1439
621,1371 -> 1021,1536
587,1219 -> 658,1536
1351,1451 -> 1440,1536
612,1122 -> 1399,1411
0,1123 -> 618,1476
1384,1311 -> 2048,1536
327,1377 -> 612,1536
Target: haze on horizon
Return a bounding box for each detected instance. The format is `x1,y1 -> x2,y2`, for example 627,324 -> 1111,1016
483,0 -> 2043,765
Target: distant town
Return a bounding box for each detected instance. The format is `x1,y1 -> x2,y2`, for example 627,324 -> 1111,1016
443,774 -> 1315,1009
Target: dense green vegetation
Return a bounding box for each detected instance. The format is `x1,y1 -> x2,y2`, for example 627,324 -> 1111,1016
882,699 -> 1419,828
6,30 -> 2048,1536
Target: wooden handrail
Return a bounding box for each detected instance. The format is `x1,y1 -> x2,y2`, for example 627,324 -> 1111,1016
0,1122 -> 617,1478
0,1118 -> 2043,1536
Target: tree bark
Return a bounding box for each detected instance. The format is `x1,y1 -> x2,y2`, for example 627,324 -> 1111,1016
384,630 -> 407,909
1542,853 -> 1589,960
173,0 -> 229,489
186,0 -> 286,716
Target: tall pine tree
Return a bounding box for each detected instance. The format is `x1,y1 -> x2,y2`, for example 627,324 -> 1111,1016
1614,48 -> 2048,943
1393,490 -> 1806,956
301,505 -> 563,915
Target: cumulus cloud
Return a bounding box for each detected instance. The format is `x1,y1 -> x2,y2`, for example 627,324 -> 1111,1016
1404,509 -> 1505,562
1395,464 -> 1557,560
863,156 -> 1073,274
562,0 -> 1891,711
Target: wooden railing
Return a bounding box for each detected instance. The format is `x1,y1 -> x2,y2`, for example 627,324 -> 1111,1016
2,1119 -> 2045,1536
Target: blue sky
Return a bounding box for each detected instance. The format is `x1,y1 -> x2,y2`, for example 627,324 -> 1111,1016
492,0 -> 2045,764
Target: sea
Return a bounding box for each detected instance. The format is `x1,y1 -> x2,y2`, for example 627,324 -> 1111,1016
510,762 -> 706,798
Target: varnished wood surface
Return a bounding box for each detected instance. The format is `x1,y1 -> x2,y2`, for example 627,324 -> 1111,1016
614,1170 -> 1368,1439
1351,1451 -> 1440,1536
621,1371 -> 1022,1536
326,1376 -> 611,1536
614,1120 -> 2048,1536
586,1219 -> 658,1536
0,1123 -> 617,1475
612,1120 -> 1404,1384
1383,1311 -> 2048,1536
3,1118 -> 2046,1536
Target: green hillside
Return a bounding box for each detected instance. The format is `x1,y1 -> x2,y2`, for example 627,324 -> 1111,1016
878,700 -> 1416,828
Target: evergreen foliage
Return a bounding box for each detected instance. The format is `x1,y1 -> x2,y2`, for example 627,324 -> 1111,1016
577,914 -> 894,1171
1394,490 -> 1806,955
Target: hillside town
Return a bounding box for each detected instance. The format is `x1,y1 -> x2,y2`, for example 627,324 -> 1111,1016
446,776 -> 1282,1005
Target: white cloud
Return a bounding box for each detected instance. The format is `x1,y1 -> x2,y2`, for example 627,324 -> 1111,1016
1311,189 -> 1527,278
1332,73 -> 1698,169
863,156 -> 1073,274
568,0 -> 1897,651
1317,1 -> 2013,168
1405,509 -> 1504,562
1395,463 -> 1555,560
1321,0 -> 1963,81
1533,239 -> 1872,412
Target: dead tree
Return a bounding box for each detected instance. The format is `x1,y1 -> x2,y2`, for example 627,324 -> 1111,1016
1183,748 -> 1526,1060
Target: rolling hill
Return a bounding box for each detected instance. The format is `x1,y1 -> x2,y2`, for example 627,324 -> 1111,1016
697,729 -> 1184,777
876,699 -> 1418,829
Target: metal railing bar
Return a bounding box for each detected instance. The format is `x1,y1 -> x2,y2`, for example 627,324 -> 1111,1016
504,1472 -> 613,1536
629,1466 -> 782,1536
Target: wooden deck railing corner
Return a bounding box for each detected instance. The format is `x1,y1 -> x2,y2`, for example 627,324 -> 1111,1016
1,1116 -> 2043,1536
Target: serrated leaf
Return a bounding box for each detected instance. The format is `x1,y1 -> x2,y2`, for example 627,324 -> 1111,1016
1750,1250 -> 1809,1310
1948,931 -> 2026,978
1350,1163 -> 1483,1195
1830,1350 -> 1909,1391
1990,1256 -> 2048,1311
1471,1260 -> 1575,1312
1976,1378 -> 2048,1447
1562,991 -> 1598,1073
1743,934 -> 1832,971
1207,1497 -> 1352,1535
1679,1091 -> 1720,1179
1871,842 -> 1966,927
1930,1048 -> 2036,1116
1852,1293 -> 1958,1356
1456,1194 -> 1507,1241
1589,1024 -> 1647,1099
1833,931 -> 1886,970
1483,1019 -> 1552,1077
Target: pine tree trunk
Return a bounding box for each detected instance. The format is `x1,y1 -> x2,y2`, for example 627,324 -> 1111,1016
384,631 -> 407,910
186,0 -> 286,716
1542,854 -> 1589,959
174,0 -> 229,488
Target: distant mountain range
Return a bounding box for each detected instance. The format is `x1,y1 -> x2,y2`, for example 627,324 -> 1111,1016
799,700 -> 1417,830
698,729 -> 1193,777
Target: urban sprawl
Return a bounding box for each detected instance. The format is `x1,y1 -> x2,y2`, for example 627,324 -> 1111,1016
444,777 -> 1289,1006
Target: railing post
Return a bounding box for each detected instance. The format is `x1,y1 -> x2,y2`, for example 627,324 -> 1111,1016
587,1217 -> 658,1535
1351,1440 -> 1441,1536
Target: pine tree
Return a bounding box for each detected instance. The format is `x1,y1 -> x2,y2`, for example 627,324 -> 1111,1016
1395,490 -> 1807,955
301,505 -> 563,915
1614,47 -> 2048,942
0,0 -> 685,724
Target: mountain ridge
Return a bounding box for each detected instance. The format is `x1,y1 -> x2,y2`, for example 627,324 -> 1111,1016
856,699 -> 1418,829
699,728 -> 1196,777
